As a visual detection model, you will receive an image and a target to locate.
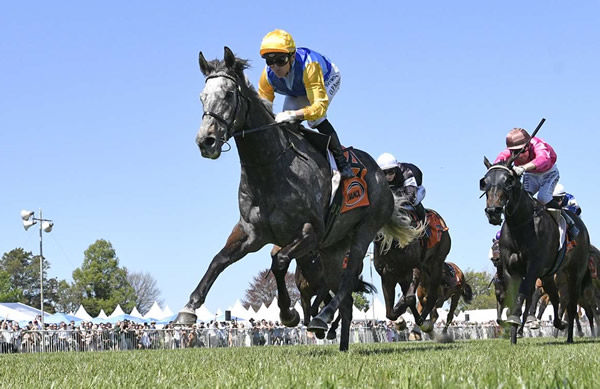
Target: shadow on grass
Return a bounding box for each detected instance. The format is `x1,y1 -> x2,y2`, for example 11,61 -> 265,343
295,342 -> 462,357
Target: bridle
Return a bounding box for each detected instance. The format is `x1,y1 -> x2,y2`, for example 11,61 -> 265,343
201,73 -> 249,146
201,73 -> 282,150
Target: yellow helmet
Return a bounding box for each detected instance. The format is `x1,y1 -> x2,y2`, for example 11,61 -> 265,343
260,29 -> 296,57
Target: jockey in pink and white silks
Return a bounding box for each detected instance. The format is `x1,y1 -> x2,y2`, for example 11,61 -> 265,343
494,127 -> 578,237
257,29 -> 353,179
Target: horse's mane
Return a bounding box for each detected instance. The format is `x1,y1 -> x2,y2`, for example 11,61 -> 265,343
207,55 -> 275,118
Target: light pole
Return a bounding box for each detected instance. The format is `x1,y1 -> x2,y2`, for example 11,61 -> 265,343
20,209 -> 54,330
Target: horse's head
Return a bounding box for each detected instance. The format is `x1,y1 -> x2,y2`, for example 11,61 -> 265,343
480,156 -> 520,225
196,47 -> 249,159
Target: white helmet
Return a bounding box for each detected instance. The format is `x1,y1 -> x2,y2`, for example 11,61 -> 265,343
553,183 -> 566,197
376,153 -> 398,170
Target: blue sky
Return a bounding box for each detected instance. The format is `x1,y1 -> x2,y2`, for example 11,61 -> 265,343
2,2 -> 599,315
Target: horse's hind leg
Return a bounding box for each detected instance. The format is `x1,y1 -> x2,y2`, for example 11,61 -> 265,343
175,223 -> 263,324
444,294 -> 460,334
310,226 -> 373,331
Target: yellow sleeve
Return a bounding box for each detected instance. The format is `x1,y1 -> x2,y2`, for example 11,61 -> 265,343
302,62 -> 329,121
258,67 -> 275,102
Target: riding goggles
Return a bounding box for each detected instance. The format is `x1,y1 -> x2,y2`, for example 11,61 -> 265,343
264,54 -> 290,67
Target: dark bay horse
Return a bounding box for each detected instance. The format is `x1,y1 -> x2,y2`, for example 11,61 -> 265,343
175,47 -> 420,351
373,206 -> 450,332
480,158 -> 590,343
417,261 -> 473,335
292,247 -> 374,341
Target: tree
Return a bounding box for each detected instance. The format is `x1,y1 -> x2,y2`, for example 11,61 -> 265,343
460,270 -> 497,310
0,270 -> 22,302
127,271 -> 163,315
242,268 -> 299,311
352,292 -> 370,312
0,248 -> 60,312
71,239 -> 136,317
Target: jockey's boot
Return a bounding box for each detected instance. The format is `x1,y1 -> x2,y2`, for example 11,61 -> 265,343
415,203 -> 426,224
316,120 -> 354,179
547,199 -> 580,238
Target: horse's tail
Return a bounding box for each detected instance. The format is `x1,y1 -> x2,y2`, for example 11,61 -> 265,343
355,276 -> 377,295
377,195 -> 427,254
462,282 -> 474,304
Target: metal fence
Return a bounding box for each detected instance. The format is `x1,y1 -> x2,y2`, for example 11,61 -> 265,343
0,321 -> 567,354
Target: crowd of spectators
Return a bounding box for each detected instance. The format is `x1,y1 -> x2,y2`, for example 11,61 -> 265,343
0,316 -> 562,354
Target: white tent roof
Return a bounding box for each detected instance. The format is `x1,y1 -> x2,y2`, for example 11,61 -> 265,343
161,305 -> 174,318
74,304 -> 93,321
96,309 -> 108,319
195,305 -> 214,322
0,303 -> 41,322
109,304 -> 125,318
255,303 -> 269,320
144,301 -> 164,319
228,299 -> 249,320
264,297 -> 281,322
129,306 -> 143,318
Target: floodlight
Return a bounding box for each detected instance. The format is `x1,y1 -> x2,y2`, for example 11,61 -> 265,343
23,219 -> 37,231
21,209 -> 34,221
42,221 -> 53,233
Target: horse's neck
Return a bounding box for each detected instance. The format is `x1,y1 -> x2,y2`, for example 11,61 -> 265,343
506,187 -> 535,228
234,103 -> 289,169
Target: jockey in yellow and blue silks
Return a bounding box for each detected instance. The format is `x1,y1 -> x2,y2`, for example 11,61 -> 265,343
258,29 -> 354,179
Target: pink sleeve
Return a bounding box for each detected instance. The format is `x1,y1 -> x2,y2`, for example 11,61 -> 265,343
529,138 -> 556,171
493,149 -> 511,164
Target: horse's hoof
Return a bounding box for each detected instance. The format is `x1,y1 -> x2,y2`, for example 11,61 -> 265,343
280,309 -> 300,327
174,311 -> 197,325
395,318 -> 407,331
314,329 -> 325,339
326,330 -> 337,340
505,315 -> 521,325
554,319 -> 566,331
577,330 -> 584,337
308,317 -> 328,332
420,320 -> 433,333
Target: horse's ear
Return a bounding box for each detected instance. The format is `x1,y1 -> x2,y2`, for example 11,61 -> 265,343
483,156 -> 492,169
199,51 -> 212,76
224,46 -> 236,69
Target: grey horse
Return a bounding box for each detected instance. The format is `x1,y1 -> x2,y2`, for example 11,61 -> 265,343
174,47 -> 420,351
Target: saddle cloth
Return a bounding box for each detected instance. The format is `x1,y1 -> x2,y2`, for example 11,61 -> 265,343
329,147 -> 370,214
425,209 -> 448,249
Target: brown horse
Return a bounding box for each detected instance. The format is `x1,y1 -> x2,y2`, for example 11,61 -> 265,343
374,207 -> 450,332
417,262 -> 473,335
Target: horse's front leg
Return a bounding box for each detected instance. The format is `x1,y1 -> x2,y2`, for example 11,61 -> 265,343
175,222 -> 263,324
272,223 -> 319,327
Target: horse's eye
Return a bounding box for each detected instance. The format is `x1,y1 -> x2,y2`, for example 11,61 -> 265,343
225,91 -> 234,100
479,178 -> 488,191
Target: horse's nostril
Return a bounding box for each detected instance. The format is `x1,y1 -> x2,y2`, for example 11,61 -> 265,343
203,137 -> 216,147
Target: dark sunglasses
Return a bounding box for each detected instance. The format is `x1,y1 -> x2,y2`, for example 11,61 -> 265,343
265,55 -> 290,67
383,169 -> 395,176
510,146 -> 529,155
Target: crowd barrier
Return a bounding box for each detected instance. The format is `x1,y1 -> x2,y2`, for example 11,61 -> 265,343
0,321 -> 579,354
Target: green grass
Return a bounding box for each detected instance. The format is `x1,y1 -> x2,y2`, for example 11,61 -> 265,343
1,338 -> 600,388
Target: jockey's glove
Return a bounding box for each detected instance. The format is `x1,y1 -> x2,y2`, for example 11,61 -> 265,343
513,166 -> 525,176
275,110 -> 297,123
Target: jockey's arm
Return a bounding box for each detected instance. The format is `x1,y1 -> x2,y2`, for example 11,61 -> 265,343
258,68 -> 275,102
302,62 -> 329,121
